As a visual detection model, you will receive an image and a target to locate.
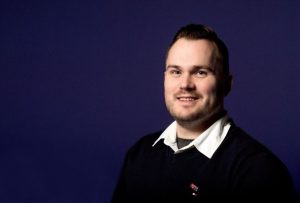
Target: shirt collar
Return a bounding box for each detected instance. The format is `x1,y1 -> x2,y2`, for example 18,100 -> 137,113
152,115 -> 231,158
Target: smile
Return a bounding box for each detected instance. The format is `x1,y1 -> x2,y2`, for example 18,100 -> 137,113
177,96 -> 199,101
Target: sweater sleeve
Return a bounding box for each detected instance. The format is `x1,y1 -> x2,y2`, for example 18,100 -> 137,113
110,132 -> 161,203
232,152 -> 298,202
110,152 -> 129,203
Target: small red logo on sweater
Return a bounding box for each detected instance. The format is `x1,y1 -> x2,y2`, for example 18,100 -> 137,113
190,182 -> 199,196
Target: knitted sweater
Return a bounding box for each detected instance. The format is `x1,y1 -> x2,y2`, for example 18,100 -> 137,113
111,124 -> 298,202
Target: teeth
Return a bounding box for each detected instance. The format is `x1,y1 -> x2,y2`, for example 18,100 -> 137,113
179,97 -> 196,101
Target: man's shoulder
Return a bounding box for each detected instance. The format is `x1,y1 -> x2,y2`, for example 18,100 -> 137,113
138,131 -> 164,145
223,125 -> 297,200
126,130 -> 164,156
225,124 -> 270,153
220,124 -> 287,168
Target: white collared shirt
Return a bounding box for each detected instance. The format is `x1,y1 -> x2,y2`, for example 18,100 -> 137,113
152,116 -> 231,159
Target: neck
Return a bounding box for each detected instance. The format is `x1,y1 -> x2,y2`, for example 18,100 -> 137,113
176,110 -> 226,139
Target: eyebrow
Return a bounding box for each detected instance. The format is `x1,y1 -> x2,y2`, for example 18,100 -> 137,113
166,65 -> 181,70
166,65 -> 214,73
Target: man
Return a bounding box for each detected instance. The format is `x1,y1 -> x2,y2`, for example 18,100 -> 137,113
111,24 -> 298,202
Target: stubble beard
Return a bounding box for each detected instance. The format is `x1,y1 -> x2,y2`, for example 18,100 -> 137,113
165,97 -> 224,129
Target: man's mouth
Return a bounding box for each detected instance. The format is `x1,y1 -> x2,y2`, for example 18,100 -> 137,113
177,96 -> 199,101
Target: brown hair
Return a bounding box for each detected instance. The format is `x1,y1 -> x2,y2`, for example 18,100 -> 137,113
167,24 -> 230,76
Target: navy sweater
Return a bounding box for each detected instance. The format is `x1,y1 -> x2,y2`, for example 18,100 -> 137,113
111,125 -> 298,202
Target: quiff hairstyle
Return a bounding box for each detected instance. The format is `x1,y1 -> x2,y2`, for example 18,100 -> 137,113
167,24 -> 230,76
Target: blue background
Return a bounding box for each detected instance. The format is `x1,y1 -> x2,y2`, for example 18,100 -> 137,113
1,0 -> 299,202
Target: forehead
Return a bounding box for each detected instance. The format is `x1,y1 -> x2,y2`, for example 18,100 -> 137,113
166,38 -> 217,67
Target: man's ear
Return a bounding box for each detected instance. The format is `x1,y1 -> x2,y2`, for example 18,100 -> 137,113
223,74 -> 233,96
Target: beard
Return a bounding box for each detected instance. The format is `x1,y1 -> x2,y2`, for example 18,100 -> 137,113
165,97 -> 224,127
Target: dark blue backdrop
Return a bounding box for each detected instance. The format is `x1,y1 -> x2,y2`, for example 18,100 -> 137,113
1,0 -> 299,202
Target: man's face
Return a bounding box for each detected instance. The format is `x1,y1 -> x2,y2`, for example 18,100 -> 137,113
164,38 -> 224,124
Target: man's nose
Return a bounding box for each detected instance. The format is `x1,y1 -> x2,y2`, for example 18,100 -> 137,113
180,74 -> 195,90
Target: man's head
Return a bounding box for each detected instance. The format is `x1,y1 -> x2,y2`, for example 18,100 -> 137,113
167,24 -> 230,77
164,24 -> 232,128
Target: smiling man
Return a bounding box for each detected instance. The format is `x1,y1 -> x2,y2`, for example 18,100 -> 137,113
164,37 -> 229,140
111,24 -> 298,202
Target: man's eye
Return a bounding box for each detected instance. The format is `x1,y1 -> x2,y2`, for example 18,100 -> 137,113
170,70 -> 181,76
195,70 -> 207,77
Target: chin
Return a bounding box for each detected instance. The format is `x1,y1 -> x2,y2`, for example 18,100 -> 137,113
172,107 -> 222,124
173,112 -> 206,123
